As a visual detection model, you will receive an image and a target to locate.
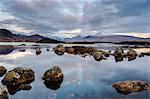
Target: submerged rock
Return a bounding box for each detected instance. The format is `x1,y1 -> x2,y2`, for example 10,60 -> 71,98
112,80 -> 149,95
53,45 -> 65,55
2,67 -> 35,86
0,85 -> 8,99
42,66 -> 63,83
35,48 -> 41,55
127,49 -> 137,61
0,66 -> 7,77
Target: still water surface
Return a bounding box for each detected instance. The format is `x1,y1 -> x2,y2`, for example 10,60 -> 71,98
0,43 -> 149,99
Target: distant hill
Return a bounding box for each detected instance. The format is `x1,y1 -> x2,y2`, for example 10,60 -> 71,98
36,38 -> 64,43
65,35 -> 150,43
0,29 -> 62,43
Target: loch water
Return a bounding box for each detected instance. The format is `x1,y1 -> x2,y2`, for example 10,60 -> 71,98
0,43 -> 149,99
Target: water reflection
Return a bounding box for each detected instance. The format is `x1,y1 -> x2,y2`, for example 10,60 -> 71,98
0,45 -> 14,55
6,84 -> 32,95
0,43 -> 149,99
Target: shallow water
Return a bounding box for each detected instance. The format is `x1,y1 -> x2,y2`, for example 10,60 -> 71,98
0,43 -> 150,99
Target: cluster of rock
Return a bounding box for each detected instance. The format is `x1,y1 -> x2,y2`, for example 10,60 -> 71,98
113,47 -> 138,62
112,80 -> 149,95
0,65 -> 64,98
53,45 -> 111,61
139,51 -> 150,57
0,67 -> 35,98
53,45 -> 148,62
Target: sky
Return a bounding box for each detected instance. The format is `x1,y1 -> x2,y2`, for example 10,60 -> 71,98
0,0 -> 150,38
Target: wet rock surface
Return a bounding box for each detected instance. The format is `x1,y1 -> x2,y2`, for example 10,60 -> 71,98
2,67 -> 35,86
93,51 -> 105,61
0,66 -> 7,77
126,49 -> 137,61
113,47 -> 124,62
42,66 -> 63,82
42,66 -> 63,90
0,85 -> 8,99
53,45 -> 65,55
112,80 -> 149,95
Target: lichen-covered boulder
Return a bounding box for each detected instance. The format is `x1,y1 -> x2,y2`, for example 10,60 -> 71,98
113,47 -> 124,57
127,49 -> 137,61
112,80 -> 149,95
53,45 -> 65,55
0,66 -> 7,77
0,85 -> 8,99
42,66 -> 63,82
2,67 -> 35,86
113,47 -> 124,62
93,51 -> 104,61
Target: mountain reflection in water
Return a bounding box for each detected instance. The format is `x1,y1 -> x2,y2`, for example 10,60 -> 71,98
0,43 -> 149,99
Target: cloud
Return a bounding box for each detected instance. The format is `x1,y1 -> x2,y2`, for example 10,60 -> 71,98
0,0 -> 149,37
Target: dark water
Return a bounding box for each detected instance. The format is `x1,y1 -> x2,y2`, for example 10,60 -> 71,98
0,43 -> 149,99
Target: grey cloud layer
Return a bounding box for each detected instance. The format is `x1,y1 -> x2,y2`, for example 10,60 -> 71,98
0,0 -> 149,35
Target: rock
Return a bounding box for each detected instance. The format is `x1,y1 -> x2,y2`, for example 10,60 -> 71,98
6,84 -> 32,95
35,48 -> 41,55
47,49 -> 49,51
127,49 -> 137,61
2,67 -> 35,86
18,44 -> 26,46
113,47 -> 124,62
103,51 -> 110,57
93,51 -> 104,61
0,85 -> 8,99
42,66 -> 63,83
42,66 -> 63,90
140,51 -> 150,56
0,66 -> 7,77
112,80 -> 149,95
53,45 -> 65,55
113,47 -> 124,57
18,49 -> 26,52
65,47 -> 75,54
71,46 -> 96,55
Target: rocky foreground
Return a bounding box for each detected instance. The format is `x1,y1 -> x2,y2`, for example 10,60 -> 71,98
0,66 -> 63,98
